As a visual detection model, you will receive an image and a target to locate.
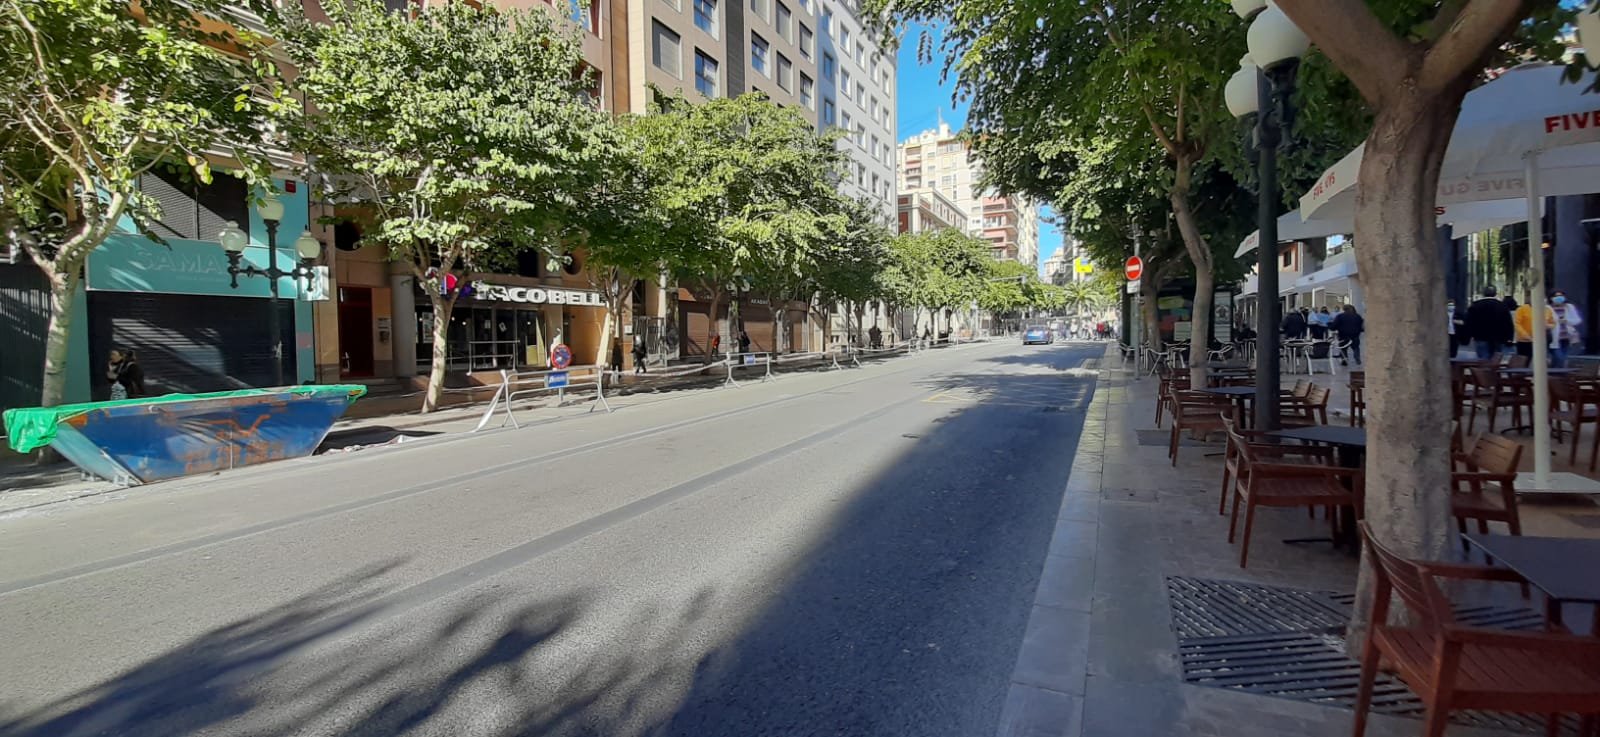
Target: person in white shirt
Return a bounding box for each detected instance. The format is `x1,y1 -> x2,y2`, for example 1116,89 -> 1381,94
1551,289 -> 1584,368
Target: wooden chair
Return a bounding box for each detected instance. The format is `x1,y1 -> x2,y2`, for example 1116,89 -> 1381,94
1508,353 -> 1531,368
1452,434 -> 1524,539
1349,371 -> 1366,427
1352,522 -> 1600,737
1218,416 -> 1334,515
1154,372 -> 1190,428
1281,384 -> 1331,427
1168,391 -> 1233,467
1549,377 -> 1600,472
1225,423 -> 1361,568
1466,365 -> 1530,434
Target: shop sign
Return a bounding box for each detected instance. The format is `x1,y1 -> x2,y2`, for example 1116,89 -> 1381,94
476,282 -> 606,307
545,371 -> 568,388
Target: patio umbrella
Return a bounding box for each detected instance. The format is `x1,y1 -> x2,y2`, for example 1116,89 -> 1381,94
1298,63 -> 1600,486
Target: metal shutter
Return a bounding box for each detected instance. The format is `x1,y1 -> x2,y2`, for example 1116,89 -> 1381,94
0,265 -> 50,412
740,302 -> 776,353
88,292 -> 294,398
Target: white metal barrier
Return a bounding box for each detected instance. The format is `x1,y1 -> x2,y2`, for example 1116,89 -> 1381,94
723,352 -> 775,387
473,364 -> 611,432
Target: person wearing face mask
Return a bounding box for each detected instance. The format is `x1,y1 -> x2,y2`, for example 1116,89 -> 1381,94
1551,289 -> 1583,368
1447,300 -> 1465,358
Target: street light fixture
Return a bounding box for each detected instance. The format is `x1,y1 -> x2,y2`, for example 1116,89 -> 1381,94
1230,0 -> 1308,431
217,193 -> 321,387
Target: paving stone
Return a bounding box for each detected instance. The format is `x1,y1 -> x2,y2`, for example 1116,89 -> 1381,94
996,684 -> 1082,737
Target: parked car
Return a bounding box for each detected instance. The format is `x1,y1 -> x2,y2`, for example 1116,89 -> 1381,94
1023,325 -> 1053,345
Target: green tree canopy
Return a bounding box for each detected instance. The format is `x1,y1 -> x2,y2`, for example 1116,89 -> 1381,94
1,0 -> 283,408
278,0 -> 625,409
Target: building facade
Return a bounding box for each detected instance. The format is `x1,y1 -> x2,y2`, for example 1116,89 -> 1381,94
896,186 -> 967,235
896,123 -> 1040,266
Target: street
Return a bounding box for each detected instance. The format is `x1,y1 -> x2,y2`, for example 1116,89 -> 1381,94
0,341 -> 1102,737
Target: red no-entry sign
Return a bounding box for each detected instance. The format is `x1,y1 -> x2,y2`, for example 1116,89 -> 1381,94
1125,256 -> 1144,281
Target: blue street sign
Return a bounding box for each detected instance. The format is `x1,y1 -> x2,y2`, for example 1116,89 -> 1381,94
545,371 -> 569,388
743,354 -> 756,365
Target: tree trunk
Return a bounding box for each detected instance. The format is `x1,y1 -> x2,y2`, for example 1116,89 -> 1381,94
704,289 -> 724,363
1171,159 -> 1213,389
422,293 -> 455,413
38,265 -> 83,410
1345,97 -> 1464,649
1140,276 -> 1163,354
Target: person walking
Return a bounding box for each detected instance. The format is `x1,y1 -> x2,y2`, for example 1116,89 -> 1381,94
1309,307 -> 1330,340
1280,307 -> 1307,342
1447,299 -> 1466,358
1464,285 -> 1512,359
1330,304 -> 1365,365
632,337 -> 648,374
737,329 -> 751,355
1513,296 -> 1555,360
1552,289 -> 1583,368
106,348 -> 147,400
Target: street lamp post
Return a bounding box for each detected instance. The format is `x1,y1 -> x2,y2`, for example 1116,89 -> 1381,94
1227,0 -> 1308,431
217,195 -> 322,387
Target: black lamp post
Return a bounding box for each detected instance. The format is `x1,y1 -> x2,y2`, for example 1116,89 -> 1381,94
217,195 -> 322,387
1227,0 -> 1309,431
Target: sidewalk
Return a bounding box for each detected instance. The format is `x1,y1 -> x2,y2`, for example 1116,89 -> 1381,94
997,346 -> 1587,737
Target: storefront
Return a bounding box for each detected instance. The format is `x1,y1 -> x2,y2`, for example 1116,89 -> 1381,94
413,281 -> 609,374
82,175 -> 317,399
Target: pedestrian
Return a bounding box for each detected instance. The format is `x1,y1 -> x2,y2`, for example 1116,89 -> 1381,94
1447,299 -> 1466,359
1330,304 -> 1365,365
1464,285 -> 1512,359
737,329 -> 751,354
868,324 -> 882,349
1280,307 -> 1306,341
1513,296 -> 1554,360
106,347 -> 147,400
1309,307 -> 1330,340
1552,289 -> 1583,368
710,333 -> 721,358
632,337 -> 648,374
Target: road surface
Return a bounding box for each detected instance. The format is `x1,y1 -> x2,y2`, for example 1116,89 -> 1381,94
0,341 -> 1102,737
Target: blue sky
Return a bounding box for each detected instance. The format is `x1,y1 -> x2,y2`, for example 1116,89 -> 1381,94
895,23 -> 1065,277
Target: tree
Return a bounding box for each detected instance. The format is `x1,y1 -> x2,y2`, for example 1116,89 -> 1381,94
887,228 -> 994,337
878,0 -> 1247,388
1272,0 -> 1569,639
278,0 -> 622,411
632,92 -> 845,361
808,198 -> 895,351
0,0 -> 282,410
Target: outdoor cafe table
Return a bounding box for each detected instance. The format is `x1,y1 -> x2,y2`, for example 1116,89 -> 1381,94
1198,386 -> 1256,427
1266,425 -> 1368,548
1465,533 -> 1600,635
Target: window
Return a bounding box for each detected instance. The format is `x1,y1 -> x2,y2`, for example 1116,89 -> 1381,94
695,50 -> 718,96
750,0 -> 768,21
694,0 -> 717,36
841,110 -> 852,132
858,163 -> 866,183
855,82 -> 864,105
140,165 -> 248,242
652,22 -> 682,78
1281,249 -> 1293,268
870,97 -> 878,123
872,173 -> 879,194
751,33 -> 769,76
568,0 -> 600,34
822,52 -> 835,81
941,174 -> 955,187
854,123 -> 864,146
841,68 -> 851,90
840,24 -> 850,47
799,0 -> 810,12
776,2 -> 792,40
661,0 -> 681,8
871,135 -> 879,159
776,52 -> 792,91
799,72 -> 813,108
822,98 -> 835,125
854,42 -> 863,65
822,9 -> 832,37
799,23 -> 813,59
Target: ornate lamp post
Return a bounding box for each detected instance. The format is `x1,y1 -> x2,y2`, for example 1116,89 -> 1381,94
217,194 -> 322,387
1226,0 -> 1308,431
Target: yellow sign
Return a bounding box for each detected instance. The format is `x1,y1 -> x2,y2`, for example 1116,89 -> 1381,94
1073,258 -> 1094,274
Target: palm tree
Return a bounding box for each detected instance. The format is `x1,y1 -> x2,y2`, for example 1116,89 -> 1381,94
1062,281 -> 1097,317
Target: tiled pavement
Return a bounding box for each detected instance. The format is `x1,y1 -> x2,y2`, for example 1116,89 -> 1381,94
993,349 -> 1575,737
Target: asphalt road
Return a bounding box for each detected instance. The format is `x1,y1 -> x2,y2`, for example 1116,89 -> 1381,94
0,341 -> 1103,737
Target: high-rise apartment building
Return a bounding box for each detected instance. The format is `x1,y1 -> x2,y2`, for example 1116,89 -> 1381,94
632,0 -> 897,225
896,122 -> 1041,267
896,187 -> 966,234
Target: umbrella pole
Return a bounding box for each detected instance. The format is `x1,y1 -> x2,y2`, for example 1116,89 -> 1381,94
1525,153 -> 1552,486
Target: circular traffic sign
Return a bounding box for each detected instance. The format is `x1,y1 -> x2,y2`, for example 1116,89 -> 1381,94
1124,256 -> 1144,281
550,343 -> 572,370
